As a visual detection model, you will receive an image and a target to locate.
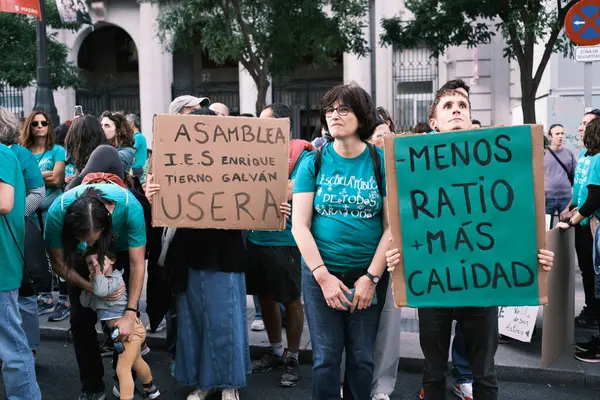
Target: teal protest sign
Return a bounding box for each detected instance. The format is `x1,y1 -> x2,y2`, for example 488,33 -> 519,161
384,125 -> 547,308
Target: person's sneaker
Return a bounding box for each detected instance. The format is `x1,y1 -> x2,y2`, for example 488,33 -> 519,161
576,335 -> 600,352
575,307 -> 597,329
251,318 -> 265,331
419,388 -> 424,400
372,394 -> 390,400
575,348 -> 600,363
252,351 -> 286,373
187,389 -> 213,400
221,389 -> 240,400
280,356 -> 300,387
141,342 -> 151,357
142,384 -> 161,399
47,301 -> 71,322
146,318 -> 167,333
77,392 -> 106,400
453,383 -> 473,400
100,343 -> 114,357
37,297 -> 54,316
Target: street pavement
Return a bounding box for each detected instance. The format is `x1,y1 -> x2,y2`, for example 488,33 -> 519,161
1,338 -> 599,400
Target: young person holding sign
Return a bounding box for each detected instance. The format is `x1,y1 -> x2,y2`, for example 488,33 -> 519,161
292,83 -> 390,400
385,88 -> 554,400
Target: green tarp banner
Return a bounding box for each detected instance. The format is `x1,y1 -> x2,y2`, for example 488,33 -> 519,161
384,125 -> 547,308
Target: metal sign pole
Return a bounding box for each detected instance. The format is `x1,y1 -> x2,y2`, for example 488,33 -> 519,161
585,61 -> 593,112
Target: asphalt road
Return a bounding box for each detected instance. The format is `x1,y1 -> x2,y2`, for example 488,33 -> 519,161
1,338 -> 599,399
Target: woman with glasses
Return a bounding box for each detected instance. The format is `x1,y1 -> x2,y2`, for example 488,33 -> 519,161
292,83 -> 390,400
20,111 -> 66,224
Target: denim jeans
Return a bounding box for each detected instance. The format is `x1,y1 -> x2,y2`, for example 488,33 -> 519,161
545,197 -> 571,228
303,264 -> 384,400
0,289 -> 41,400
18,295 -> 40,350
419,307 -> 498,400
451,324 -> 473,384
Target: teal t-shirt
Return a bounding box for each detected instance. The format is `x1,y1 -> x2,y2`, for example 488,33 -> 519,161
10,144 -> 44,191
293,143 -> 386,272
34,144 -> 66,197
578,153 -> 600,221
132,132 -> 148,169
0,144 -> 26,291
573,150 -> 592,226
248,150 -> 310,247
44,183 -> 147,252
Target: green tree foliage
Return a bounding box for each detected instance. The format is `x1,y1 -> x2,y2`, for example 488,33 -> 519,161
381,0 -> 579,123
0,0 -> 80,89
153,0 -> 370,114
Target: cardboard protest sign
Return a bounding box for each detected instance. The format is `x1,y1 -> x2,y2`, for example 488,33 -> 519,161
384,125 -> 547,307
152,114 -> 289,230
541,227 -> 575,368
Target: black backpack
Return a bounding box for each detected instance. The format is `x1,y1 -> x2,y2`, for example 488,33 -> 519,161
314,142 -> 384,197
3,215 -> 52,297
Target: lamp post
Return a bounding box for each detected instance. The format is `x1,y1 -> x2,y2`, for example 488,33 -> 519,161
33,0 -> 60,127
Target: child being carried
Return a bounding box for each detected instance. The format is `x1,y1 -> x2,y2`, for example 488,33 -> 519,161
80,246 -> 160,400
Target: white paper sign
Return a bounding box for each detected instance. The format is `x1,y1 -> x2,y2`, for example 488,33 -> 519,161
498,306 -> 540,343
576,45 -> 600,62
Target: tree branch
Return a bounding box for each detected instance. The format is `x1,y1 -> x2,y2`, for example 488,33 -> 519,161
499,0 -> 524,62
229,0 -> 264,80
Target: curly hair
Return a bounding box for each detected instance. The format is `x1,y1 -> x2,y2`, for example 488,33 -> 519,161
0,107 -> 21,145
20,110 -> 55,150
101,111 -> 134,148
65,115 -> 108,171
584,118 -> 600,156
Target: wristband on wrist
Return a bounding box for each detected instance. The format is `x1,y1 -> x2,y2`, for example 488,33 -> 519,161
311,264 -> 325,274
125,307 -> 138,314
567,219 -> 575,227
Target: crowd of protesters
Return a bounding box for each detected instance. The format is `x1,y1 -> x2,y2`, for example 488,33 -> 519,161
0,78 -> 573,400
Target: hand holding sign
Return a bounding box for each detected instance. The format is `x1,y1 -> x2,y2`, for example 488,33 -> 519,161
384,125 -> 548,308
152,114 -> 289,230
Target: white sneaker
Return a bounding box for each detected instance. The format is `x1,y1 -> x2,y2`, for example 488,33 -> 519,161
187,389 -> 213,400
453,383 -> 473,400
251,319 -> 265,331
372,394 -> 390,400
146,318 -> 167,333
222,389 -> 239,400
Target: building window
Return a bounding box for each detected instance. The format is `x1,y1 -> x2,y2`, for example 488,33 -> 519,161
393,48 -> 438,132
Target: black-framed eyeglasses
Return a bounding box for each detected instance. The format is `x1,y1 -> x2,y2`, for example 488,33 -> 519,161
324,104 -> 352,117
31,121 -> 49,128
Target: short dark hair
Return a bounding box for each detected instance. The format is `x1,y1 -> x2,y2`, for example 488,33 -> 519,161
413,122 -> 432,133
263,103 -> 293,132
548,124 -> 563,136
239,113 -> 254,118
471,119 -> 481,126
584,118 -> 600,156
190,108 -> 217,117
320,83 -> 376,141
82,244 -> 117,273
586,109 -> 600,118
439,79 -> 470,95
429,89 -> 471,120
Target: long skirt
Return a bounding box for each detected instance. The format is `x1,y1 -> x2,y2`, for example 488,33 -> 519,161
176,268 -> 251,389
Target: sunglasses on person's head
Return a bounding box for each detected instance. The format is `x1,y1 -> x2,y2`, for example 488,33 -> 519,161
31,121 -> 49,128
377,107 -> 392,122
